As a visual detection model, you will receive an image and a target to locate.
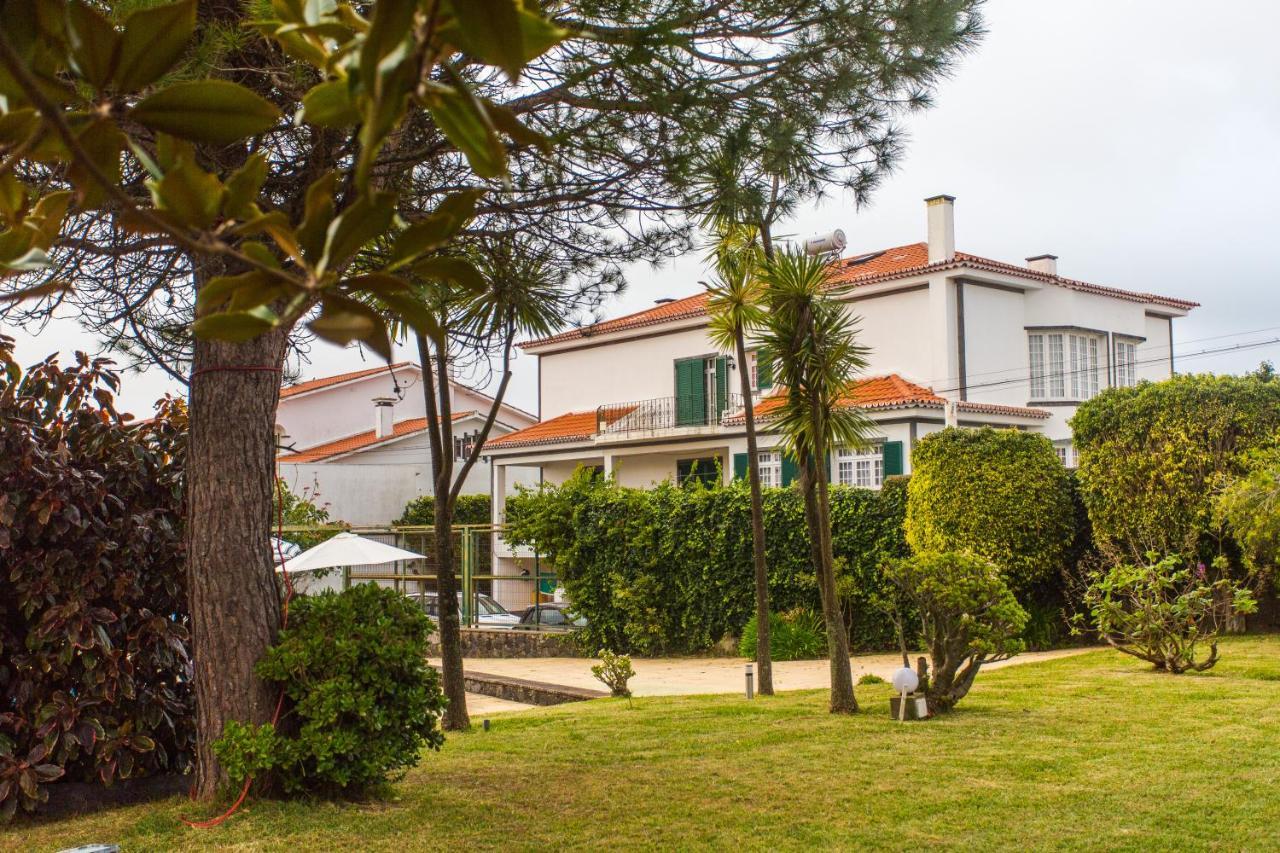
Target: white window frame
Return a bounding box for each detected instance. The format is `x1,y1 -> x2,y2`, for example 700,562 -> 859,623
836,445 -> 883,490
1054,441 -> 1078,469
1115,339 -> 1138,388
757,450 -> 782,488
1030,330 -> 1103,402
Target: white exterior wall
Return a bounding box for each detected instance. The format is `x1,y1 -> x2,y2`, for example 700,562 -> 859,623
845,285 -> 935,384
277,461 -> 431,526
539,326 -> 717,418
1140,314 -> 1175,382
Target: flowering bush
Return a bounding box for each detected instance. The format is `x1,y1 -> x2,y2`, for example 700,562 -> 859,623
1081,555 -> 1257,673
591,650 -> 636,698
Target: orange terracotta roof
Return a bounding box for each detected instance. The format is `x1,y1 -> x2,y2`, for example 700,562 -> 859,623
278,411 -> 475,463
729,375 -> 1050,423
280,362 -> 412,398
521,243 -> 1197,349
484,405 -> 637,449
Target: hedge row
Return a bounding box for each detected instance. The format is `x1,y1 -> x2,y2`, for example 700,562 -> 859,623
396,493 -> 492,527
505,470 -> 911,655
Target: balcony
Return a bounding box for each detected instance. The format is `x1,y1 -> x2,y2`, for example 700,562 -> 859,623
596,394 -> 745,437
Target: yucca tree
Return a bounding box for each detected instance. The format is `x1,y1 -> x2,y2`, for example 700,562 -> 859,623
758,251 -> 874,713
705,224 -> 774,695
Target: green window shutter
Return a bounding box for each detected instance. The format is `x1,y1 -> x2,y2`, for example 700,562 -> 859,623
882,440 -> 904,477
733,452 -> 748,481
756,352 -> 773,390
781,452 -> 798,486
715,356 -> 729,418
674,358 -> 705,425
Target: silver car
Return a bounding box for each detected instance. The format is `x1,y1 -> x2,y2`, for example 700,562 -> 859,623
408,592 -> 521,628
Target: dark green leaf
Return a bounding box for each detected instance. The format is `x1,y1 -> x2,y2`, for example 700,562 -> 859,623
389,189 -> 482,268
67,2 -> 120,91
195,271 -> 275,317
297,171 -> 339,261
130,80 -> 282,144
516,6 -> 571,63
360,0 -> 417,72
115,0 -> 197,91
484,100 -> 552,152
192,306 -> 279,342
223,153 -> 268,221
424,87 -> 505,179
148,159 -> 223,229
309,297 -> 392,360
66,119 -> 123,210
441,0 -> 524,80
319,191 -> 395,276
377,290 -> 443,340
300,79 -> 360,128
412,255 -> 487,294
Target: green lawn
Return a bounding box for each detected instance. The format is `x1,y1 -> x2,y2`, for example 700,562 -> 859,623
6,638 -> 1280,852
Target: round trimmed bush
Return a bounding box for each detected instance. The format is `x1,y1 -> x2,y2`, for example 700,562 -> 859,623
905,427 -> 1074,590
213,584 -> 446,797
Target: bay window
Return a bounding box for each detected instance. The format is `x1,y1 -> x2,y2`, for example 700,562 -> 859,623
1115,339 -> 1137,387
1029,330 -> 1102,401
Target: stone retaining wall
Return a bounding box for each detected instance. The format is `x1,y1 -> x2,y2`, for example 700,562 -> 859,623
463,671 -> 607,706
426,627 -> 585,658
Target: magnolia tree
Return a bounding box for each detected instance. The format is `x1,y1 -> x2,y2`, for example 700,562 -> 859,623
0,0 -> 565,796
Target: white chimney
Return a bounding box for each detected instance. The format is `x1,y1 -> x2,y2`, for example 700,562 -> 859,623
1026,254 -> 1058,276
925,194 -> 956,263
373,396 -> 396,438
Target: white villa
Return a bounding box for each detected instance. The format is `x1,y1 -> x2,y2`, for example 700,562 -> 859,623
275,362 -> 537,525
483,194 -> 1198,597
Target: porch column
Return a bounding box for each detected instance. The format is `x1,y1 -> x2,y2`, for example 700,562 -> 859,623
602,452 -> 614,478
492,461 -> 507,525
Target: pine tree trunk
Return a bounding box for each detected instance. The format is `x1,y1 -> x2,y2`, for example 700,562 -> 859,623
734,330 -> 773,695
186,295 -> 287,798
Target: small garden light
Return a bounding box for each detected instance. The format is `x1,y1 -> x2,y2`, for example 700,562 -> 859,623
891,666 -> 921,722
745,662 -> 754,700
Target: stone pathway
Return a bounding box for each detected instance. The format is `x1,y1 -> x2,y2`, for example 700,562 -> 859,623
443,647 -> 1093,714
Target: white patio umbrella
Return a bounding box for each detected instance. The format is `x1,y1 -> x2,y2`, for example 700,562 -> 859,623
280,531 -> 425,574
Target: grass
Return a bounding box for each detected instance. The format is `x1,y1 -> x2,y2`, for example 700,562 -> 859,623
5,637 -> 1280,852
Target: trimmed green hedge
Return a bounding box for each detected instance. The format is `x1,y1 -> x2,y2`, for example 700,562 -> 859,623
396,493 -> 492,527
505,470 -> 910,655
906,428 -> 1076,592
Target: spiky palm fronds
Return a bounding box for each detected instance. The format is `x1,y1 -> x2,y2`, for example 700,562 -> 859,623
757,251 -> 875,462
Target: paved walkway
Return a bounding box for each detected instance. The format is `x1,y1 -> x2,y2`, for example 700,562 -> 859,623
447,647 -> 1092,713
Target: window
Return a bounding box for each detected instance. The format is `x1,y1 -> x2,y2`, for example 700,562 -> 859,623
1115,339 -> 1137,387
757,450 -> 782,488
1029,331 -> 1101,401
836,446 -> 883,489
1054,442 -> 1078,469
677,456 -> 720,486
746,351 -> 773,393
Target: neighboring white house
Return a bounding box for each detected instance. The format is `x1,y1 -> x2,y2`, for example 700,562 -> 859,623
483,194 -> 1198,600
275,362 -> 537,525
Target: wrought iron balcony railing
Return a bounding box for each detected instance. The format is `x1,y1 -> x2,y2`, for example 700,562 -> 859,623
596,394 -> 745,436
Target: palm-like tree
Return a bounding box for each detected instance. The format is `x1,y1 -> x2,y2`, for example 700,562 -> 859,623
704,223 -> 774,695
757,250 -> 874,713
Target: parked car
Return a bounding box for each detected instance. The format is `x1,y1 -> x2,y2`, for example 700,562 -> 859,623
516,602 -> 587,629
407,591 -> 521,628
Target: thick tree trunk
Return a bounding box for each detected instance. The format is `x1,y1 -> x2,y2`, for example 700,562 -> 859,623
416,334 -> 469,731
187,307 -> 287,799
734,330 -> 773,695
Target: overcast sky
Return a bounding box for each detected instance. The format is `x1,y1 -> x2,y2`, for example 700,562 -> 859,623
5,0 -> 1279,416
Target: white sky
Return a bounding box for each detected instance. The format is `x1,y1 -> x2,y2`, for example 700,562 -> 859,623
6,0 -> 1279,416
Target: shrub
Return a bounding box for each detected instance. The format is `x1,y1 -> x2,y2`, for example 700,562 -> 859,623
0,343 -> 190,821
1072,374 -> 1280,564
738,610 -> 827,661
591,650 -> 636,698
906,428 -> 1075,591
857,673 -> 886,686
396,494 -> 492,527
505,468 -> 909,655
212,584 -> 446,796
275,477 -> 342,549
1215,447 -> 1280,589
1080,555 -> 1257,673
885,552 -> 1028,712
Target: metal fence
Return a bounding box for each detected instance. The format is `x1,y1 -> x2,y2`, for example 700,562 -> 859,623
278,524 -> 557,628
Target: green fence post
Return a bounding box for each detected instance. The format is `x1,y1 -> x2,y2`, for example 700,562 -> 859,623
460,528 -> 473,627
